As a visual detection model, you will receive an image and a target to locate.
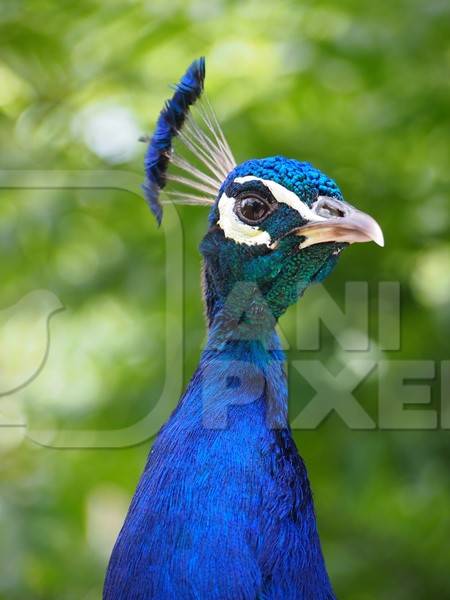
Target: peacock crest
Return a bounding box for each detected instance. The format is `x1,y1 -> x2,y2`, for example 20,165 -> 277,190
142,57 -> 235,224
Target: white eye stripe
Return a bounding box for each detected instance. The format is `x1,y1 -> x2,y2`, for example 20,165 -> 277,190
217,176 -> 325,247
217,193 -> 272,246
234,176 -> 325,223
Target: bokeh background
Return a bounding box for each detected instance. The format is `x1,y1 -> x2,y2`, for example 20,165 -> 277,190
0,0 -> 449,598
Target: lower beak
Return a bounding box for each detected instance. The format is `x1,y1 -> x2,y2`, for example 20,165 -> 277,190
293,200 -> 384,250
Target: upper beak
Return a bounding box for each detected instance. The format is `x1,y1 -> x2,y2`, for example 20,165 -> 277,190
292,196 -> 384,250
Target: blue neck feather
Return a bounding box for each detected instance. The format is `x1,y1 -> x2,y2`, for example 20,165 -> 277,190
104,278 -> 336,599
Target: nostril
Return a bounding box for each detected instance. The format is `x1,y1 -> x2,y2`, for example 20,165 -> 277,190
314,197 -> 346,219
318,204 -> 345,218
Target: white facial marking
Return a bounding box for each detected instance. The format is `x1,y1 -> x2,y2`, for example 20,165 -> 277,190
218,193 -> 272,246
217,176 -> 326,247
234,176 -> 326,222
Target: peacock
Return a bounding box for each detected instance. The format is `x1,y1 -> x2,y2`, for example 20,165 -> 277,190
104,58 -> 383,600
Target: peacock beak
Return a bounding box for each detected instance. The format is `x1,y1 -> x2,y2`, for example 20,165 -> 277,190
293,196 -> 384,250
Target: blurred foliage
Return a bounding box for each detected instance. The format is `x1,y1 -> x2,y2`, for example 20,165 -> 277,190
0,0 -> 449,598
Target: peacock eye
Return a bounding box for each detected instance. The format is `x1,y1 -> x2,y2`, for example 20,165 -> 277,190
235,196 -> 271,224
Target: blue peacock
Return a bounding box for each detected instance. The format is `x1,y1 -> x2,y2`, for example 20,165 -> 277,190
104,58 -> 383,600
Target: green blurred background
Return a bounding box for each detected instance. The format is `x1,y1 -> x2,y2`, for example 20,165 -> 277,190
0,0 -> 449,598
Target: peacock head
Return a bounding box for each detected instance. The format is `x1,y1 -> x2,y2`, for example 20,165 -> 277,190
143,58 -> 383,327
200,156 -> 383,321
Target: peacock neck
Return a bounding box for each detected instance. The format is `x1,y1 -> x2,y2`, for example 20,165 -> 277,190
202,258 -> 281,337
186,308 -> 334,599
198,254 -> 292,430
195,302 -> 288,433
153,279 -> 334,598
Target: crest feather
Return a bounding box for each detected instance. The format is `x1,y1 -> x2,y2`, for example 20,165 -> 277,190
143,58 -> 235,224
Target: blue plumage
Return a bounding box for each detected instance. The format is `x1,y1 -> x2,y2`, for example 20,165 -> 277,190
105,59 -> 383,599
104,333 -> 334,599
143,57 -> 205,224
